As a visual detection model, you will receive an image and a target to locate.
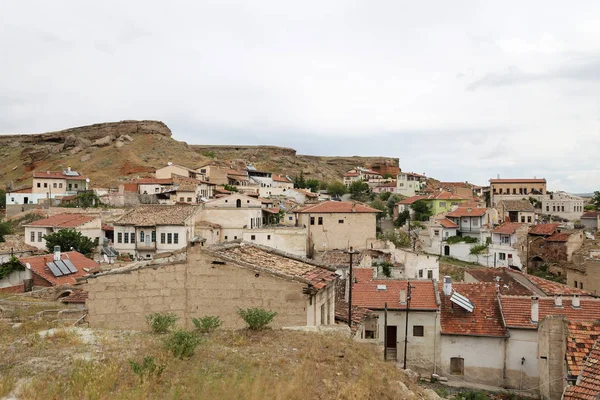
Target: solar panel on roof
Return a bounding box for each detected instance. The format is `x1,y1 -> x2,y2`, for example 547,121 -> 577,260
46,262 -> 63,277
63,259 -> 78,273
54,260 -> 71,275
63,170 -> 80,176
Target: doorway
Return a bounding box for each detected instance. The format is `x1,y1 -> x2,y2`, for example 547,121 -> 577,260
386,325 -> 397,361
23,196 -> 29,204
444,245 -> 450,256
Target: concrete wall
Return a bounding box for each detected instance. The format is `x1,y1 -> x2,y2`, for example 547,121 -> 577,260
156,165 -> 196,180
505,328 -> 540,390
197,208 -> 264,241
297,212 -> 377,252
538,317 -> 567,400
84,248 -> 334,331
440,335 -> 506,387
0,269 -> 32,289
242,227 -> 307,257
388,248 -> 440,281
567,260 -> 600,294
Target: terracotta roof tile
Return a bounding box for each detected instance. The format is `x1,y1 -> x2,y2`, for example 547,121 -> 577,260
296,201 -> 380,214
351,269 -> 438,310
465,269 -> 532,296
33,170 -> 87,180
25,214 -> 96,228
438,218 -> 459,229
272,174 -> 292,183
18,251 -> 97,286
547,232 -> 572,242
335,300 -> 378,336
492,222 -> 525,235
529,224 -> 560,236
440,282 -> 507,337
498,200 -> 536,212
0,235 -> 40,254
397,196 -> 426,205
314,251 -> 366,268
566,321 -> 600,377
500,297 -> 600,329
133,178 -> 174,184
292,188 -> 319,198
563,338 -> 600,399
522,273 -> 591,296
581,211 -> 600,219
447,207 -> 487,217
426,192 -> 470,201
115,205 -> 200,226
60,290 -> 89,304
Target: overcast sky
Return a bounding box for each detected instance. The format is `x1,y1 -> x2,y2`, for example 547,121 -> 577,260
2,1 -> 599,192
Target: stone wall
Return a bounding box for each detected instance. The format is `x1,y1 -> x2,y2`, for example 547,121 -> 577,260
84,248 -> 311,330
538,316 -> 568,400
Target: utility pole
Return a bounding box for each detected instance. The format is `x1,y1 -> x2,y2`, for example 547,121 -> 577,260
403,283 -> 415,370
384,302 -> 388,361
346,246 -> 359,328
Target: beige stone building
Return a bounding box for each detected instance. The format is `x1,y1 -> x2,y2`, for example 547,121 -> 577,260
497,199 -> 536,224
32,168 -> 88,196
113,205 -> 201,260
541,191 -> 585,220
490,178 -> 547,205
241,226 -> 307,257
83,243 -> 338,331
196,163 -> 229,185
155,163 -> 200,180
197,194 -> 265,242
295,201 -> 380,254
24,214 -> 103,250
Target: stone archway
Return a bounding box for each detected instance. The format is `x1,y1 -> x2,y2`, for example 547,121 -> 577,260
529,256 -> 544,271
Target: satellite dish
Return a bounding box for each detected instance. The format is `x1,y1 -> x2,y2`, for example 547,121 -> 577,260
86,178 -> 90,183
25,263 -> 31,270
103,254 -> 109,263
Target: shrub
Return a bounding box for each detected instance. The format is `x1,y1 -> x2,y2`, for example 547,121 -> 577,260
445,236 -> 478,245
191,316 -> 222,333
164,330 -> 202,359
236,307 -> 277,330
374,261 -> 393,278
129,356 -> 165,383
146,313 -> 178,334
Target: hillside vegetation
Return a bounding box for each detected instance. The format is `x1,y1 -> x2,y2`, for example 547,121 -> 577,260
0,120 -> 399,189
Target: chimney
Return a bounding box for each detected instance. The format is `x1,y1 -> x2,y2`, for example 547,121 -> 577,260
372,267 -> 378,279
572,295 -> 581,308
531,297 -> 539,323
554,295 -> 563,308
400,289 -> 407,304
67,166 -> 71,173
443,276 -> 452,296
53,245 -> 61,261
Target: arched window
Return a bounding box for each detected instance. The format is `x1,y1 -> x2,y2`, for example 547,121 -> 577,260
236,199 -> 242,208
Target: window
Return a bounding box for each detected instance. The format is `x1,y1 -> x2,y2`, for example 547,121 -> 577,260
167,233 -> 172,244
546,206 -> 549,211
267,235 -> 271,240
413,325 -> 424,337
117,233 -> 123,243
234,236 -> 237,239
310,217 -> 315,225
553,206 -> 556,211
499,252 -> 506,260
59,183 -> 63,188
224,236 -> 228,240
580,282 -> 584,289
318,217 -> 323,225
140,231 -> 145,243
174,233 -> 179,244
30,231 -> 35,242
521,216 -> 525,223
439,202 -> 446,208
43,183 -> 48,188
575,281 -> 578,288
124,233 -> 129,244
37,183 -> 41,188
288,216 -> 293,221
53,183 -> 57,188
338,219 -> 344,224
74,184 -> 78,189
152,231 -> 156,242
320,304 -> 326,325
527,216 -> 532,223
180,197 -> 184,202
161,233 -> 166,244
131,233 -> 135,243
434,230 -> 440,236
450,357 -> 464,375
427,270 -> 433,279
236,199 -> 242,208
418,269 -> 423,278
155,188 -> 159,193
187,197 -> 192,202
251,235 -> 256,240
561,206 -> 565,212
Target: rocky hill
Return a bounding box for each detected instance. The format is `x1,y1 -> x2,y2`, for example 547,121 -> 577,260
0,120 -> 399,189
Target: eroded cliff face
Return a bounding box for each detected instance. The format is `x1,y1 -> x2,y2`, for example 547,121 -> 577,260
0,120 -> 399,189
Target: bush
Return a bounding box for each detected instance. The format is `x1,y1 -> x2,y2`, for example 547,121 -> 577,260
374,261 -> 393,278
445,236 -> 478,244
237,307 -> 277,330
129,356 -> 165,383
146,313 -> 178,334
164,330 -> 202,359
191,316 -> 222,333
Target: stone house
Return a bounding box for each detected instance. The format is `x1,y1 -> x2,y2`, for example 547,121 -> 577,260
83,243 -> 338,331
490,178 -> 547,206
241,226 -> 307,257
258,174 -> 294,197
351,268 -> 440,372
0,235 -> 39,264
497,199 -> 536,224
135,178 -> 175,195
394,195 -> 426,220
196,163 -> 229,185
446,207 -> 488,239
396,172 -> 426,197
566,249 -> 600,294
155,163 -> 200,180
32,168 -> 89,197
488,222 -> 528,269
24,213 -> 104,251
295,201 -> 380,254
343,167 -> 382,188
113,205 -> 201,260
541,191 -> 585,220
197,194 -> 264,242
580,211 -> 599,230
528,230 -> 584,273
422,191 -> 471,215
286,188 -> 319,205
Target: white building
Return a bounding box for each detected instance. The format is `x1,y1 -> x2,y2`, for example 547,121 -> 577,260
396,172 -> 426,197
24,214 -> 103,250
541,191 -> 585,220
488,222 -> 527,269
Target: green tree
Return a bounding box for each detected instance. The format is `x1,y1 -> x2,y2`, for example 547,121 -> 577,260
223,184 -> 238,192
305,179 -> 321,193
469,244 -> 488,263
349,181 -> 370,201
0,189 -> 5,209
378,191 -> 392,201
369,198 -> 388,227
293,172 -> 306,189
327,181 -> 347,197
592,191 -> 600,209
43,229 -> 96,257
411,200 -> 432,222
394,210 -> 410,227
0,219 -> 12,242
386,194 -> 403,217
62,191 -> 102,208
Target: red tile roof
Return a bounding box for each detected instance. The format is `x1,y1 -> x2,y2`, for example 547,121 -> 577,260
492,222 -> 525,235
564,338 -> 600,400
272,174 -> 292,183
292,188 -> 319,198
438,218 -> 459,229
426,191 -> 470,201
33,170 -> 87,180
133,178 -> 174,184
60,290 -> 89,304
440,282 -> 507,337
447,207 -> 487,217
465,269 -> 532,296
529,223 -> 560,236
9,187 -> 33,194
547,232 -> 572,242
581,211 -> 600,219
397,195 -> 426,205
567,321 -> 600,377
296,201 -> 381,214
490,178 -> 546,184
18,251 -> 97,286
101,223 -> 114,231
25,214 -> 95,228
121,183 -> 138,193
500,297 -> 600,329
351,269 -> 438,310
344,173 -> 360,177
335,300 -> 378,336
523,273 -> 592,296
